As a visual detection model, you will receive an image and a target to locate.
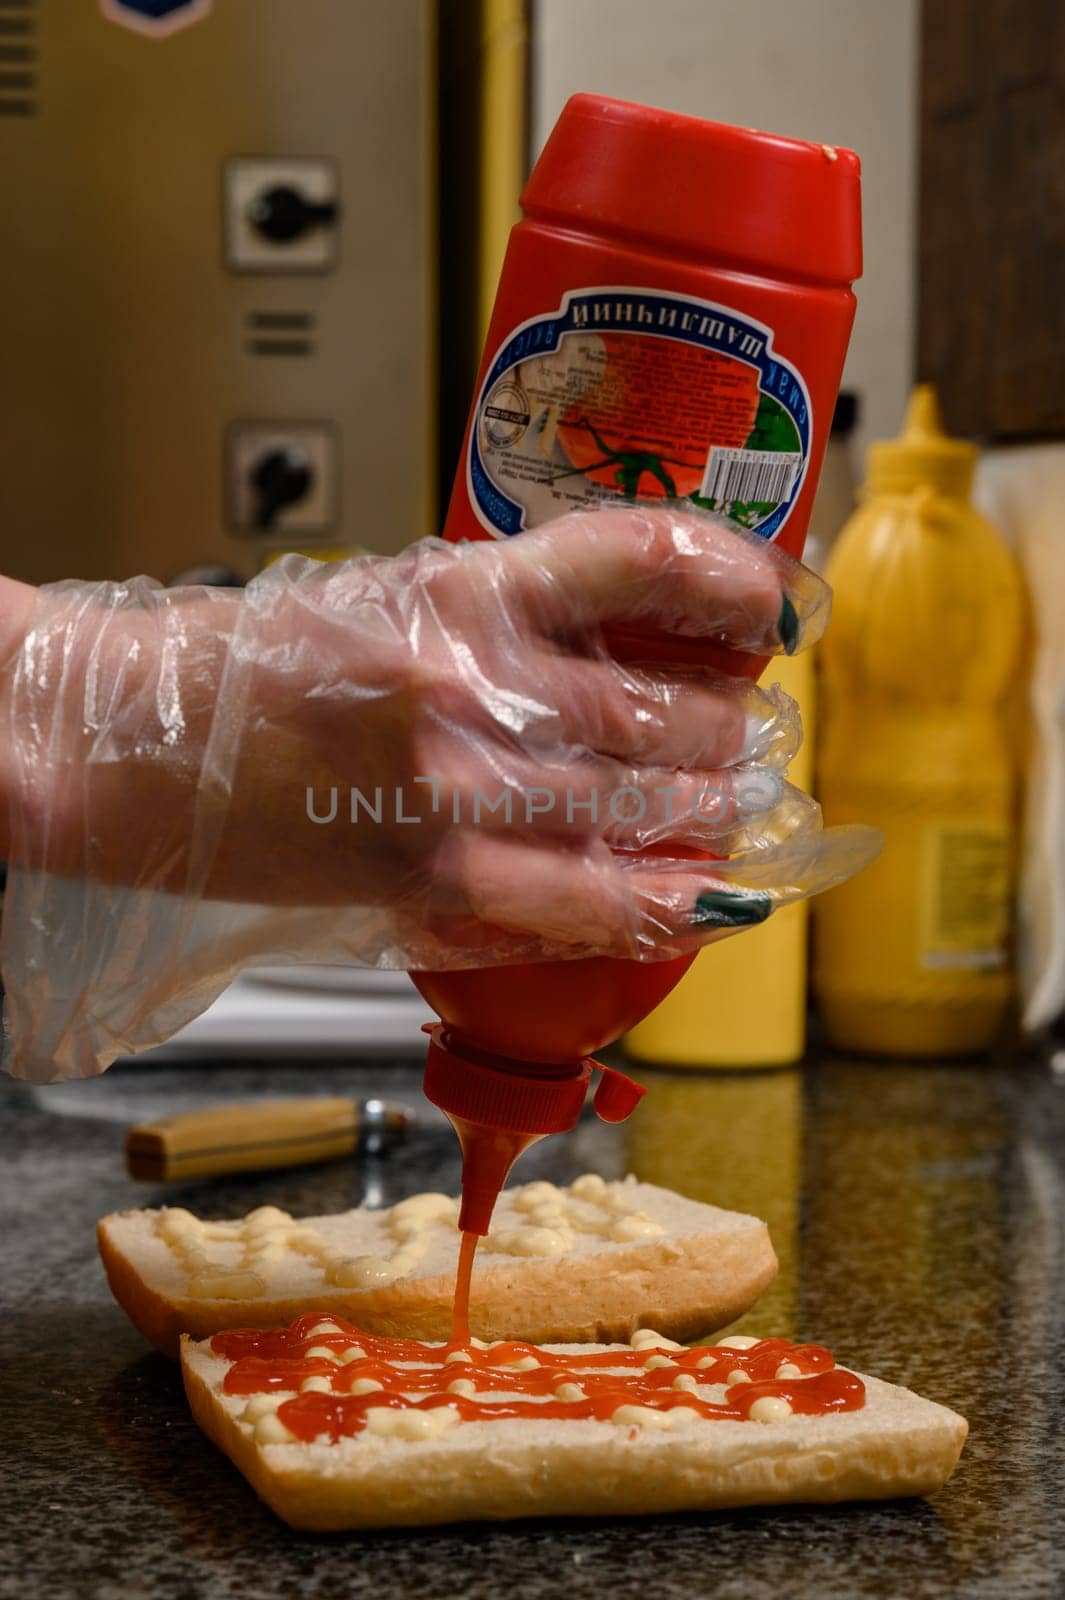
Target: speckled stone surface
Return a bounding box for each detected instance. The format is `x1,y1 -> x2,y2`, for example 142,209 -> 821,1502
3,1051 -> 1064,1599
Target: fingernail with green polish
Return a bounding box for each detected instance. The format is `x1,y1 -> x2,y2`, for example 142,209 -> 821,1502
778,595 -> 800,655
692,890 -> 773,928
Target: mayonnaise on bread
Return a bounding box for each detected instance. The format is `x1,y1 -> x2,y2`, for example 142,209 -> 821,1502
98,1178 -> 780,1357
157,1175 -> 663,1298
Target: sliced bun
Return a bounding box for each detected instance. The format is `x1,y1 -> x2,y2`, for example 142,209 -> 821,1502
181,1328 -> 968,1530
99,1177 -> 776,1358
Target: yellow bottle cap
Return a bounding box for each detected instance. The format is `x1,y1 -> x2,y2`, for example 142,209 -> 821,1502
866,384 -> 976,500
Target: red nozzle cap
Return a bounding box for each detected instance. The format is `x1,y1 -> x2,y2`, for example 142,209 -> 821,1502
422,1026 -> 592,1137
593,1063 -> 647,1123
421,1026 -> 646,1235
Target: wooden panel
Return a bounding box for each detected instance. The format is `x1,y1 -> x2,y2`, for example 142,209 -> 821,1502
918,0 -> 1065,441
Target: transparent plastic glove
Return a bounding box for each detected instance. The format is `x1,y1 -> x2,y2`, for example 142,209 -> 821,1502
0,505 -> 878,1082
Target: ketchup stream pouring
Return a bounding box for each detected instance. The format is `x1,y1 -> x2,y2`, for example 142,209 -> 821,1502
410,95 -> 862,1332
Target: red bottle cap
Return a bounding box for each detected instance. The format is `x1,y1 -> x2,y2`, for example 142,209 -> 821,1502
422,1025 -> 645,1234
522,93 -> 862,289
423,1026 -> 592,1135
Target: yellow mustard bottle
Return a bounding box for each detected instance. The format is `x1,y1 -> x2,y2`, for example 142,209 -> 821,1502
624,647 -> 814,1068
814,385 -> 1025,1056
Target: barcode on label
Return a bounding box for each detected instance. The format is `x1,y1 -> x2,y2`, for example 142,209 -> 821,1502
701,447 -> 803,508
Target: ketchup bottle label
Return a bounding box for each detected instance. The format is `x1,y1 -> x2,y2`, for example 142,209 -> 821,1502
470,286 -> 812,543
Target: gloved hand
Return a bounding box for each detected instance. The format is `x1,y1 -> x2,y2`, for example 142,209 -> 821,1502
0,505 -> 877,1082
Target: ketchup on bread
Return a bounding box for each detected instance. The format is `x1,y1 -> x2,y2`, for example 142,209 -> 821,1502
213,1316 -> 865,1442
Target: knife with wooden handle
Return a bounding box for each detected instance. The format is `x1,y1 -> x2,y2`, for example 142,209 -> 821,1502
125,1097 -> 413,1182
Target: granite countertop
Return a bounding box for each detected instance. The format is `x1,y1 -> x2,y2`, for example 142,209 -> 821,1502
2,1050 -> 1063,1600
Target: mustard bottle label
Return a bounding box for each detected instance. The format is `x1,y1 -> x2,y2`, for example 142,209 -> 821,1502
919,824 -> 1011,971
471,287 -> 811,541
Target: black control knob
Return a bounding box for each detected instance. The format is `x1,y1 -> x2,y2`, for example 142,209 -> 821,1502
251,447 -> 313,530
248,185 -> 338,244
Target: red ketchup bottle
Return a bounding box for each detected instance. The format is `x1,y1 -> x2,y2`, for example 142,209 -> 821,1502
413,94 -> 862,1241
